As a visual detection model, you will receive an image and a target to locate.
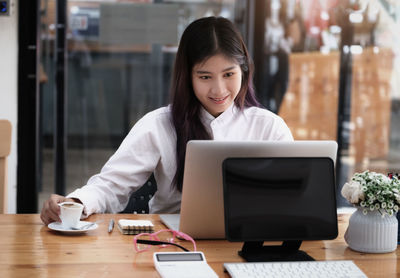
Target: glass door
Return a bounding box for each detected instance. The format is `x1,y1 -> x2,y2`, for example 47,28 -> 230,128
36,0 -> 400,212
38,0 -> 243,210
267,0 -> 400,208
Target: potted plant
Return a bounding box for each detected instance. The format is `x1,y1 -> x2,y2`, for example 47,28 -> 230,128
341,171 -> 400,253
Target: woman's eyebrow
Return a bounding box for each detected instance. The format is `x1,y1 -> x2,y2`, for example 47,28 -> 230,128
222,66 -> 237,72
195,66 -> 238,74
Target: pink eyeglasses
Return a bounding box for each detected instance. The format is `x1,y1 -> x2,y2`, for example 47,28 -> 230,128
133,229 -> 197,252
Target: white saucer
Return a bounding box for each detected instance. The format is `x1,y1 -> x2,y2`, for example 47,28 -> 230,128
48,221 -> 98,234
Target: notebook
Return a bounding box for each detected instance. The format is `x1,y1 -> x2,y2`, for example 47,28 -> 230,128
117,219 -> 154,235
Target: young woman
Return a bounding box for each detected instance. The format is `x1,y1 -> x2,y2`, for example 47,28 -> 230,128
40,16 -> 293,225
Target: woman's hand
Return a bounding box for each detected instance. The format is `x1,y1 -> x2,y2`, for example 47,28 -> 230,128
40,194 -> 79,225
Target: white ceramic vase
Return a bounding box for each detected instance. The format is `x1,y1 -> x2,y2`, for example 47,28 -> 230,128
344,207 -> 398,253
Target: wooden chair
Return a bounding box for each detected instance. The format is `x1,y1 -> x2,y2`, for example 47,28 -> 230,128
0,120 -> 12,214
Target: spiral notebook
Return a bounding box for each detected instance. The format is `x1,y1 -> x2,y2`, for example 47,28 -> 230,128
117,219 -> 154,235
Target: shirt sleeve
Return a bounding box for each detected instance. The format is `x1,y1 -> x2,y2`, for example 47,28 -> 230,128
274,117 -> 294,141
67,114 -> 162,218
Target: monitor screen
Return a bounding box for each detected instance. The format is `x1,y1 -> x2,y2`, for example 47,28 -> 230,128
223,157 -> 338,242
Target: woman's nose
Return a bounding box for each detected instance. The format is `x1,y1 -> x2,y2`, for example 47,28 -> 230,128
210,78 -> 226,95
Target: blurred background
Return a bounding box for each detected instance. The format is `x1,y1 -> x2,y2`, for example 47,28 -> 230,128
29,0 -> 400,212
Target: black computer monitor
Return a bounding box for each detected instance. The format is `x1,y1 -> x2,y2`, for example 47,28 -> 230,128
222,157 -> 338,262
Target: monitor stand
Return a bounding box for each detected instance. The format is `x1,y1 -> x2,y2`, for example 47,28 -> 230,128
238,240 -> 315,262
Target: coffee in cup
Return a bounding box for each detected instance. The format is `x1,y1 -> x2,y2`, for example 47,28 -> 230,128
58,201 -> 84,229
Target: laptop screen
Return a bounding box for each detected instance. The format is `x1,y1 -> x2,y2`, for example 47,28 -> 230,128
222,157 -> 338,241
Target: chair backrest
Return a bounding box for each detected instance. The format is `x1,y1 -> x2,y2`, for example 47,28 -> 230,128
121,174 -> 157,214
0,120 -> 12,214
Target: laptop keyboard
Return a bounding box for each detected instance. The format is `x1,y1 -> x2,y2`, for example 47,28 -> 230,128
224,260 -> 367,278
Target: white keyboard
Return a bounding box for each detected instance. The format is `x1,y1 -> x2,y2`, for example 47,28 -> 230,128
224,260 -> 367,278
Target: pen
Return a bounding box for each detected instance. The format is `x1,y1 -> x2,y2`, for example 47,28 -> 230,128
108,219 -> 114,233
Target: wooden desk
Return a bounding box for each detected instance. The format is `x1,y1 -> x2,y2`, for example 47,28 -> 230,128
0,214 -> 398,277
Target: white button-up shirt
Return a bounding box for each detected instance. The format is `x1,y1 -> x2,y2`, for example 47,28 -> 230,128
68,104 -> 293,217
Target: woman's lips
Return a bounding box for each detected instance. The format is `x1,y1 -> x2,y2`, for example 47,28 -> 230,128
209,95 -> 229,104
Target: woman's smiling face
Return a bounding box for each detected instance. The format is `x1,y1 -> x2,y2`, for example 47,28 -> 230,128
191,54 -> 242,117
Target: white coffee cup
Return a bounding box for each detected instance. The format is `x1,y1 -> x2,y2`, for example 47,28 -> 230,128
58,202 -> 84,229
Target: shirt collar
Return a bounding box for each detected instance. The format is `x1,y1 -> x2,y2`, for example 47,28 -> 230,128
199,103 -> 239,127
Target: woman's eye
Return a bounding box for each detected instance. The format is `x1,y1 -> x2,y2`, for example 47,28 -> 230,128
224,72 -> 234,77
200,76 -> 211,80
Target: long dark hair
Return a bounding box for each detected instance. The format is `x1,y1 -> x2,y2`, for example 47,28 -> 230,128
170,16 -> 260,192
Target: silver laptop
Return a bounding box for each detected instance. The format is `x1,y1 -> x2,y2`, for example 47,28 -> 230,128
160,140 -> 338,239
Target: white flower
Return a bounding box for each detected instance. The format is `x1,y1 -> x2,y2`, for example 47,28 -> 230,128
343,171 -> 400,216
341,180 -> 364,204
369,205 -> 375,211
368,193 -> 375,200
